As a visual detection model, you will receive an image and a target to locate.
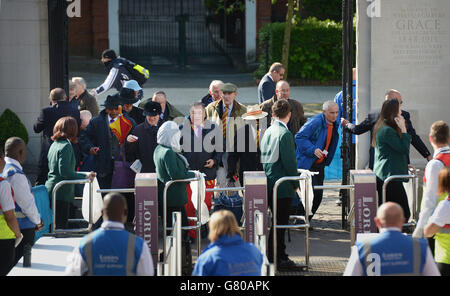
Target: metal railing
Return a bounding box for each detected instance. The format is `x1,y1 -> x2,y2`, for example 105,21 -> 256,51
157,212 -> 182,276
51,179 -> 93,234
163,171 -> 202,259
382,172 -> 418,228
254,210 -> 275,276
272,175 -> 309,272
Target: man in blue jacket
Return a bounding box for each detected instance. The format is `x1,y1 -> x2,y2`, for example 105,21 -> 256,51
295,101 -> 339,223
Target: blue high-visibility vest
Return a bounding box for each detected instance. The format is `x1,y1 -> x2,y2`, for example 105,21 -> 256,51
2,163 -> 35,230
79,227 -> 144,276
357,230 -> 427,276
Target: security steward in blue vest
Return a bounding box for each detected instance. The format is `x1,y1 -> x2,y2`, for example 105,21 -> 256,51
65,193 -> 154,276
344,202 -> 440,276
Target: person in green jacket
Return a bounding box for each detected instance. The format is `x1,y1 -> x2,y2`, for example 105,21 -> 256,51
372,98 -> 412,221
46,116 -> 96,229
260,99 -> 300,271
154,120 -> 195,275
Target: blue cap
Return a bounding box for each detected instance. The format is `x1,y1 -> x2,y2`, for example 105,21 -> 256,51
123,80 -> 142,91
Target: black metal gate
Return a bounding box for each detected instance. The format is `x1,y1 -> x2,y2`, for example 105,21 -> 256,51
119,0 -> 243,66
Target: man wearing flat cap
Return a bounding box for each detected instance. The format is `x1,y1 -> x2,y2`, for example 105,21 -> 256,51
119,84 -> 145,125
79,94 -> 136,192
205,82 -> 247,190
126,101 -> 162,173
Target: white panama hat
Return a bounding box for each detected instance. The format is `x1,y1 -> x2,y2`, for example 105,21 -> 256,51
242,105 -> 268,120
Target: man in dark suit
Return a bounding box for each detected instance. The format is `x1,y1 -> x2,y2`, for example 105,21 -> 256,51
258,62 -> 285,104
33,88 -> 81,185
125,101 -> 161,173
79,94 -> 136,230
341,89 -> 432,169
79,94 -> 136,191
227,105 -> 268,185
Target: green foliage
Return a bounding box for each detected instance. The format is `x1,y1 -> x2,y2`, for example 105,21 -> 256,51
301,0 -> 343,22
255,17 -> 355,82
0,109 -> 29,148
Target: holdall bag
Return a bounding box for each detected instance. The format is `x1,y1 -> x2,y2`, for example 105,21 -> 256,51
111,147 -> 136,189
213,191 -> 243,226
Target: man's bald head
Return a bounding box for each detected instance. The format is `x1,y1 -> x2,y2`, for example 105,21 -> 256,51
102,193 -> 128,223
385,89 -> 402,105
275,80 -> 290,100
4,137 -> 26,164
375,202 -> 405,229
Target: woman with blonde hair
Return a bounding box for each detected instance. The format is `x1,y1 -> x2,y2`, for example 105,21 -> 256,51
45,116 -> 96,229
193,210 -> 263,276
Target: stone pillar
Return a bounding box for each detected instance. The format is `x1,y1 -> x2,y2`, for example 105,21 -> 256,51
108,0 -> 119,55
356,0 -> 450,168
0,0 -> 50,166
245,0 -> 257,64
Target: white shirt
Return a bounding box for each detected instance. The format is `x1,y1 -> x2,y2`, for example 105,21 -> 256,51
108,115 -> 119,124
343,228 -> 441,276
65,221 -> 154,276
0,180 -> 15,212
4,157 -> 41,225
413,146 -> 450,238
274,119 -> 288,130
429,198 -> 450,228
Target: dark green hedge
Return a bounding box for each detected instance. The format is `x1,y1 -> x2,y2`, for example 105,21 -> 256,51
0,109 -> 29,148
254,17 -> 355,82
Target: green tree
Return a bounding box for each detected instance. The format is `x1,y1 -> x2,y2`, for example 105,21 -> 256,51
0,109 -> 29,148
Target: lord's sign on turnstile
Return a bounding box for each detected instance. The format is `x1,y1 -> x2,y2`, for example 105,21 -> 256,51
350,170 -> 378,244
244,171 -> 268,244
135,173 -> 159,264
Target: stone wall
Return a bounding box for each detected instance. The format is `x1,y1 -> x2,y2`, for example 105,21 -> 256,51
0,0 -> 50,166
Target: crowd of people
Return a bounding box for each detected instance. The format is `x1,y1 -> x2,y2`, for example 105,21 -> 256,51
0,49 -> 449,276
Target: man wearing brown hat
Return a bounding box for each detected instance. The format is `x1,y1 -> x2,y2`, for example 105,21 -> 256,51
205,83 -> 247,190
260,80 -> 306,137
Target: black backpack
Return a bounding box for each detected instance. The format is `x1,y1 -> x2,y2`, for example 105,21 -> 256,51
117,58 -> 150,86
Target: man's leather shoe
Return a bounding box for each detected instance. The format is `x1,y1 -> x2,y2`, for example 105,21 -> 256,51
277,258 -> 305,271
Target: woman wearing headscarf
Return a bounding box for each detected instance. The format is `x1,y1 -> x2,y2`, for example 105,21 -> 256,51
153,121 -> 196,275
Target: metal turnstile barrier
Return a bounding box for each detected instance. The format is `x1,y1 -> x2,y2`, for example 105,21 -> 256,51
254,210 -> 275,276
382,171 -> 419,229
51,178 -> 93,235
272,175 -> 310,272
157,212 -> 182,276
162,171 -> 202,261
